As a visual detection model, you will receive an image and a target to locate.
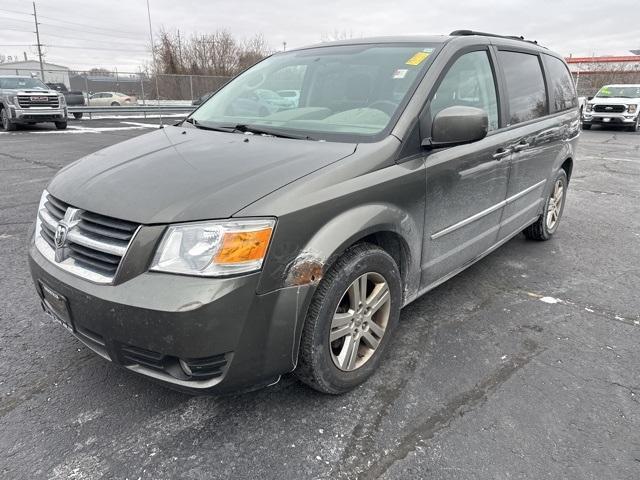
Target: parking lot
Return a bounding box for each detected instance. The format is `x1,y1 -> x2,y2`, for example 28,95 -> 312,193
1,120 -> 639,479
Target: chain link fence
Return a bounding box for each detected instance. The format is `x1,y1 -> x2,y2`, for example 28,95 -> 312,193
0,67 -> 233,104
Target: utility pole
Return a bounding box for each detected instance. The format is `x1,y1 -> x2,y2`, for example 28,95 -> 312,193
32,2 -> 45,81
146,0 -> 163,126
177,29 -> 183,70
282,41 -> 287,52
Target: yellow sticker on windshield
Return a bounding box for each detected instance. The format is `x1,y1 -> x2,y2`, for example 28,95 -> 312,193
405,51 -> 430,66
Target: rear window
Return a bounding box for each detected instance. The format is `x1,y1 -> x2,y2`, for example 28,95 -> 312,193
499,51 -> 548,125
543,55 -> 577,112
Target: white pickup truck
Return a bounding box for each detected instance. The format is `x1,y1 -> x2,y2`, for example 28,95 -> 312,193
581,84 -> 640,132
0,75 -> 67,131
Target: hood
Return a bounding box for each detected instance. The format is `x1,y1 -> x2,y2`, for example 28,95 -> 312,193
1,88 -> 58,95
48,125 -> 357,224
589,96 -> 639,105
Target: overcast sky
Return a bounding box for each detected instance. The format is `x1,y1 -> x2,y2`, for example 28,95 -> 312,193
0,0 -> 638,72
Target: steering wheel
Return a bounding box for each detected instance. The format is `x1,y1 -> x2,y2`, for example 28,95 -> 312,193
366,100 -> 399,116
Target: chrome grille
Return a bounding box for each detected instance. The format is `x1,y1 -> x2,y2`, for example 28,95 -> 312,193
593,104 -> 625,113
17,95 -> 60,108
36,193 -> 139,283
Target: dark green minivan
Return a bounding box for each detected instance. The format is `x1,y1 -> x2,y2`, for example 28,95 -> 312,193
29,31 -> 579,394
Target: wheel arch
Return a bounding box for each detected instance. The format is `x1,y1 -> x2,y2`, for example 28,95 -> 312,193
560,157 -> 573,182
278,203 -> 422,306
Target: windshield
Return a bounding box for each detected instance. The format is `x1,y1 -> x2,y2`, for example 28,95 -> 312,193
595,85 -> 640,98
190,43 -> 440,141
0,77 -> 48,90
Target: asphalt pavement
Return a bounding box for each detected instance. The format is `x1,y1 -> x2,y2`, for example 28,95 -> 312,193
1,119 -> 639,479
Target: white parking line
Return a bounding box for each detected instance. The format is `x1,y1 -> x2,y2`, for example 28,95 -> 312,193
0,123 -> 158,135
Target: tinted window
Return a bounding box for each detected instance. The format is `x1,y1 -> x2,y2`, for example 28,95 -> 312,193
499,51 -> 547,125
543,55 -> 577,112
430,50 -> 499,131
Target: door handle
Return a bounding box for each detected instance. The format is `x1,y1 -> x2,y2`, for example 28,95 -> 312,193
492,148 -> 512,160
512,142 -> 530,152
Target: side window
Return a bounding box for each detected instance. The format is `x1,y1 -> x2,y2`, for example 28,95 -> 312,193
499,51 -> 547,125
430,50 -> 499,131
543,55 -> 578,112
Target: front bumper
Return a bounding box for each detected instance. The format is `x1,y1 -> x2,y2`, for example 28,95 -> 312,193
582,112 -> 638,125
10,106 -> 67,123
28,242 -> 314,394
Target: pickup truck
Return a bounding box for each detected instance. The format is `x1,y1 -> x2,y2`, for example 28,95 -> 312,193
46,83 -> 85,119
582,84 -> 640,132
0,75 -> 67,131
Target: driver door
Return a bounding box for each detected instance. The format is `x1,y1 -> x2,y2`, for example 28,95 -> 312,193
420,48 -> 512,289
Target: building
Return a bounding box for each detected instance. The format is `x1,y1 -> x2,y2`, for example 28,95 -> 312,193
565,55 -> 640,96
0,60 -> 71,88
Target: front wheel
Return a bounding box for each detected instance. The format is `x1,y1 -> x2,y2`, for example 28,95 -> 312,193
627,117 -> 639,133
582,123 -> 591,130
73,112 -> 83,120
523,169 -> 568,241
295,243 -> 402,394
55,121 -> 67,130
1,108 -> 16,131
110,101 -> 120,107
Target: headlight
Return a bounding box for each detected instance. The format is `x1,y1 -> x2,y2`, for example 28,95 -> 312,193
58,95 -> 66,106
7,94 -> 19,107
628,104 -> 637,114
585,103 -> 593,112
150,219 -> 275,277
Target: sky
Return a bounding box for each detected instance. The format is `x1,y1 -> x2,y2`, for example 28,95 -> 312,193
0,0 -> 638,72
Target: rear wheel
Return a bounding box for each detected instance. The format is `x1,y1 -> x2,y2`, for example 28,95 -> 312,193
295,243 -> 402,394
1,108 -> 16,131
523,169 -> 568,241
55,121 -> 67,130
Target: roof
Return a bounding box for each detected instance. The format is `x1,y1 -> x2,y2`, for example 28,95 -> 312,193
566,56 -> 640,63
293,33 -> 550,54
0,60 -> 69,70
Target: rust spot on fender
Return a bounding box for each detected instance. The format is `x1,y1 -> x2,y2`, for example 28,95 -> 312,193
285,253 -> 324,286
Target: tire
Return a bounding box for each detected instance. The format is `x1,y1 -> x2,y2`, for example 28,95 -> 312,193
55,121 -> 67,130
110,102 -> 120,107
73,112 -> 83,120
582,123 -> 591,130
295,243 -> 402,394
627,117 -> 639,133
1,107 -> 16,131
523,169 -> 568,241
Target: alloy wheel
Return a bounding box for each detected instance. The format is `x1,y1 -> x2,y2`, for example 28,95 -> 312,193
329,272 -> 391,371
546,179 -> 564,230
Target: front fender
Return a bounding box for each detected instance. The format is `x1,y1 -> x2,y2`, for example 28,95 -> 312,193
283,203 -> 421,297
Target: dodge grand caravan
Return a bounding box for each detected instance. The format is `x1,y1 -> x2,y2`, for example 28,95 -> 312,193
28,31 -> 579,394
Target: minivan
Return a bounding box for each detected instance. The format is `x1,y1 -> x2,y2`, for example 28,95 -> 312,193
29,31 -> 579,394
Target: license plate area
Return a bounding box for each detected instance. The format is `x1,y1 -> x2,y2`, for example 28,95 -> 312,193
39,281 -> 74,332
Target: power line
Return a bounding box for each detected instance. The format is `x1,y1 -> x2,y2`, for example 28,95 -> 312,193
43,44 -> 150,53
38,14 -> 143,37
0,7 -> 31,16
0,7 -> 144,37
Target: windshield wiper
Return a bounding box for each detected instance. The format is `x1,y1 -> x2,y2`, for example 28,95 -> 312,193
225,124 -> 316,141
184,118 -> 236,133
184,119 -> 316,140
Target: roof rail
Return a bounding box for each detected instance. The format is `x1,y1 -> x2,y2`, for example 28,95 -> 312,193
449,29 -> 541,47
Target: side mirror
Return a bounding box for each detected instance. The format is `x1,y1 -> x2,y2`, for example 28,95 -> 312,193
422,105 -> 488,149
587,96 -> 594,101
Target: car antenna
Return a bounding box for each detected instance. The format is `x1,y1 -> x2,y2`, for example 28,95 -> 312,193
146,0 -> 163,128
